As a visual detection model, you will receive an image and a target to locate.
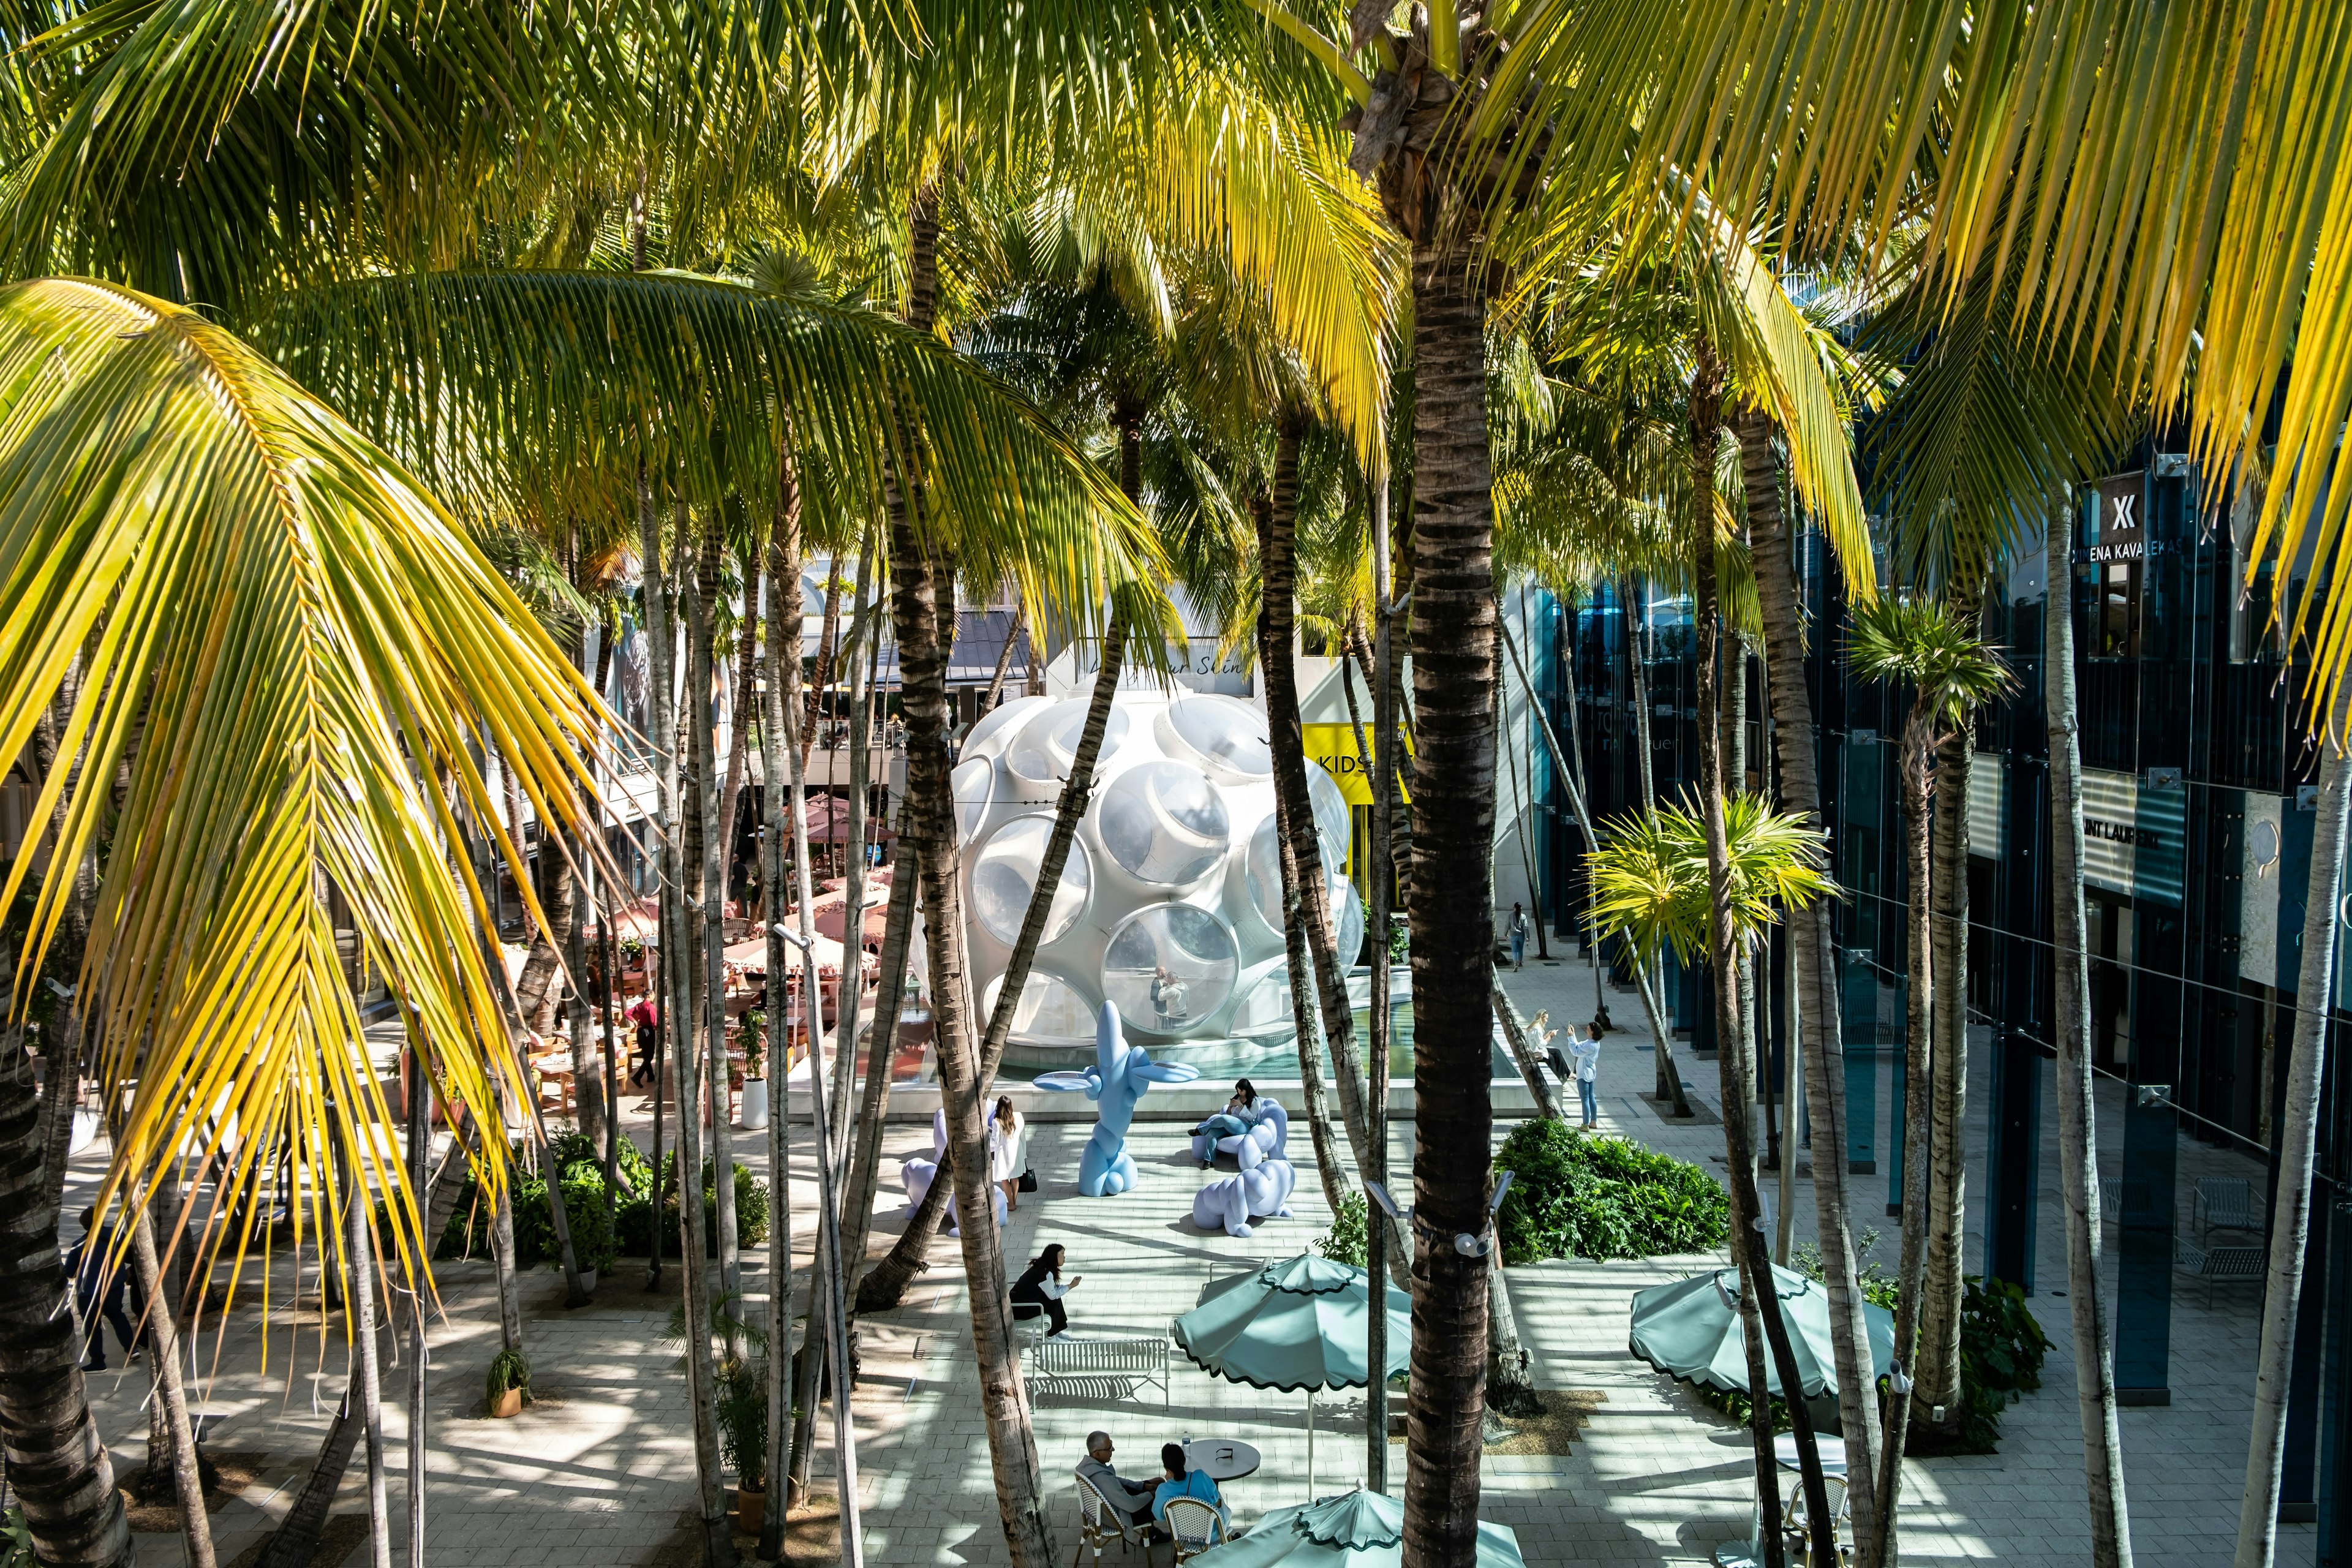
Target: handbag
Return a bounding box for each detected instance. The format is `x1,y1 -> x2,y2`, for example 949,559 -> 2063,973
1018,1167 -> 1038,1193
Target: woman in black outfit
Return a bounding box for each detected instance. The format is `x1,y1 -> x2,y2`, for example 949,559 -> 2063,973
1010,1243 -> 1080,1336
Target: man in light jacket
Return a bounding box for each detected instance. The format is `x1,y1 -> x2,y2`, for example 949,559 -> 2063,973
1077,1432 -> 1159,1531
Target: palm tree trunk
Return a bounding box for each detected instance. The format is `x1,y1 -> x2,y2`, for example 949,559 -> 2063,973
720,553 -> 760,879
1738,411 -> 1887,1546
691,529 -> 746,1341
2045,498 -> 2134,1568
1915,702 -> 1974,1443
342,1144 -> 392,1568
1262,416 -> 1380,1178
759,452 -> 802,1559
643,477 -> 735,1566
804,562 -> 845,775
843,837 -> 921,1314
129,1195 -> 214,1568
0,1046 -> 132,1568
2236,699 -> 2350,1566
1366,483 -> 1396,1496
1695,359 -> 1838,1568
404,1050 -> 431,1568
889,464 -> 1057,1568
1875,704 -> 1936,1566
489,1177 -> 524,1351
984,600 -> 1025,713
1621,576 -> 1695,1116
257,1382 -> 359,1568
790,543 -> 878,1503
1398,235 -> 1499,1568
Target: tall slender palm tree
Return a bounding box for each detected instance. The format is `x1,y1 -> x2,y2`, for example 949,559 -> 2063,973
1845,593 -> 2010,1561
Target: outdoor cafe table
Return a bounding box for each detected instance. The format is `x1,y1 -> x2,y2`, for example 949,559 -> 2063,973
1182,1438 -> 1262,1483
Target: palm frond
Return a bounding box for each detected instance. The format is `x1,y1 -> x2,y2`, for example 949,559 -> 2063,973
255,267 -> 1174,655
1585,791 -> 1836,967
0,276 -> 611,1289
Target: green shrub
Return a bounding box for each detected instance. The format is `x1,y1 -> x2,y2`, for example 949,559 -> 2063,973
1316,1191 -> 1369,1267
1493,1118 -> 1729,1263
437,1133 -> 766,1266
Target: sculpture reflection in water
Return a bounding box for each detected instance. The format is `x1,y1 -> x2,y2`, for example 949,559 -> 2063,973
952,691 -> 1363,1068
1035,1002 -> 1200,1195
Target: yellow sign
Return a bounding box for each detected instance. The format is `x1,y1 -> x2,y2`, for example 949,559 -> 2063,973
1302,724 -> 1374,806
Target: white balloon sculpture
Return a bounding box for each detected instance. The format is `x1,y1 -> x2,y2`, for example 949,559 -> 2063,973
952,691 -> 1363,1062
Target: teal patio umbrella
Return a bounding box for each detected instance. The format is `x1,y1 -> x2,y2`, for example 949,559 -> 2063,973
1628,1263 -> 1894,1398
1186,1488 -> 1524,1568
1171,1254 -> 1410,1493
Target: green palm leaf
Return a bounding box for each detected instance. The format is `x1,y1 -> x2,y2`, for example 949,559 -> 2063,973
1585,792 -> 1837,967
0,276 -> 607,1287
255,266 -> 1174,650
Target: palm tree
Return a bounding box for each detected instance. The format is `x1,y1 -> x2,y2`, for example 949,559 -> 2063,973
2043,495 -> 2135,1568
0,278 -> 616,1568
1586,790 -> 1840,1567
1845,592 -> 2010,1560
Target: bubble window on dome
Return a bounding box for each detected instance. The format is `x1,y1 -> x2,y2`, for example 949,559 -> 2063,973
1099,905 -> 1238,1033
952,758 -> 996,843
969,814 -> 1093,946
1005,697 -> 1129,786
981,970 -> 1097,1045
1096,761 -> 1230,888
1244,812 -> 1351,934
961,693 -> 1051,764
1159,694 -> 1273,782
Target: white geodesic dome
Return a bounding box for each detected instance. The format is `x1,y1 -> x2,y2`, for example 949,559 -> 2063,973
952,691 -> 1362,1058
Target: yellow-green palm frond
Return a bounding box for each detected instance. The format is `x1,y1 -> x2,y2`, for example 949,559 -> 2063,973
0,277 -> 609,1295
1585,792 -> 1837,967
256,267 -> 1175,660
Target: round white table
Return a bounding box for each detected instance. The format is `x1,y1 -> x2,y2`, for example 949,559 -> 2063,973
1183,1438 -> 1262,1482
1774,1434 -> 1849,1476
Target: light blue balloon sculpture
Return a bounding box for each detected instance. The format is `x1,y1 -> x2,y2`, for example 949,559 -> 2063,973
1036,1002 -> 1200,1195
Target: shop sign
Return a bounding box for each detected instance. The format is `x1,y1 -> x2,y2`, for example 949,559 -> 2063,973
2081,767 -> 2184,906
2089,472 -> 2147,563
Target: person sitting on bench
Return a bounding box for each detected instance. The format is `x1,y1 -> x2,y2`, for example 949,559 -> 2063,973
1012,1243 -> 1080,1336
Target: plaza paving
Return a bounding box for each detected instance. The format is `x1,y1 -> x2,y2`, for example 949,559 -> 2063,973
70,954 -> 2310,1565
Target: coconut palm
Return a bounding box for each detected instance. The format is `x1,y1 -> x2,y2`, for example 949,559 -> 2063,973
1845,592 -> 2011,1557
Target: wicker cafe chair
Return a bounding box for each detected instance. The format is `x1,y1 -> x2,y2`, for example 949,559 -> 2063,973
1163,1498 -> 1227,1566
1784,1474 -> 1850,1564
1074,1476 -> 1153,1567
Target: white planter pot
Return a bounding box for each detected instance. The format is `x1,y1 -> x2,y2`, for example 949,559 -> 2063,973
740,1077 -> 769,1129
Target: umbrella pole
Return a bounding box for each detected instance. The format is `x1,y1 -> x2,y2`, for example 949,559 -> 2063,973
1306,1391 -> 1314,1497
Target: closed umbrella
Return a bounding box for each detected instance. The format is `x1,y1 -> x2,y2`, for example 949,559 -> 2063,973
1628,1263 -> 1894,1398
1186,1487 -> 1525,1568
1172,1254 -> 1409,1493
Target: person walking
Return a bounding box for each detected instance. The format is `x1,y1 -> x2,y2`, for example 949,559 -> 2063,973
1507,902 -> 1532,971
72,1208 -> 139,1372
627,994 -> 660,1087
1011,1243 -> 1080,1336
1567,1027 -> 1601,1129
988,1095 -> 1027,1212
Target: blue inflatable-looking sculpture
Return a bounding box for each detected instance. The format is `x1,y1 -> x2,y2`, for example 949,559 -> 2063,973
1035,1002 -> 1200,1195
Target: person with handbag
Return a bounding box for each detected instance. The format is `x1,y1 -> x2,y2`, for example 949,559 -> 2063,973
1567,1027 -> 1601,1129
988,1094 -> 1028,1211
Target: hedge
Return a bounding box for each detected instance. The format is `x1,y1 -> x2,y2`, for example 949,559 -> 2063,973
434,1131 -> 768,1268
1493,1118 -> 1729,1264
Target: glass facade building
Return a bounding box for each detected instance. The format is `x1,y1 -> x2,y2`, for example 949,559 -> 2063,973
1538,437 -> 2352,1556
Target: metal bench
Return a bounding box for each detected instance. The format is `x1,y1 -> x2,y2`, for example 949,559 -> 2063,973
1027,1333 -> 1172,1406
2194,1177 -> 2261,1243
2176,1240 -> 2266,1306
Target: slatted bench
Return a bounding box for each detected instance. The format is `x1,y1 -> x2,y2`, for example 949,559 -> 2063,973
1023,1332 -> 1172,1406
2176,1240 -> 2266,1306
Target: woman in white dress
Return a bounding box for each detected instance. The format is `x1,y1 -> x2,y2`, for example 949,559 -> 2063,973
988,1095 -> 1027,1210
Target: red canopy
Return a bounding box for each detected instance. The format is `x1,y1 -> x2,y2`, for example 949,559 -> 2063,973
789,794 -> 895,845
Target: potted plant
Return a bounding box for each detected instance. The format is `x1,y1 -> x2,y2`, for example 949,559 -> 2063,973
486,1348 -> 530,1418
715,1354 -> 768,1532
738,1011 -> 769,1129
